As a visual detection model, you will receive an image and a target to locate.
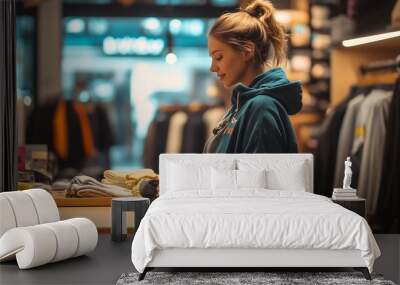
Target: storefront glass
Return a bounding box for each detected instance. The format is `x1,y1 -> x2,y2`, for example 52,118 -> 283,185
62,17 -> 221,170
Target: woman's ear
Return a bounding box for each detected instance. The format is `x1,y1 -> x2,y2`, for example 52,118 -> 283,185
242,42 -> 255,62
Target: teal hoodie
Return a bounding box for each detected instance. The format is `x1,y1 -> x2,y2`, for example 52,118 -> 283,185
210,67 -> 302,153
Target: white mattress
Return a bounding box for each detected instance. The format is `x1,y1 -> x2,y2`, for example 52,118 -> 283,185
131,190 -> 380,273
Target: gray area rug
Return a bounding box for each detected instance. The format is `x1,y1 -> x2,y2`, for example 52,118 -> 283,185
116,271 -> 396,285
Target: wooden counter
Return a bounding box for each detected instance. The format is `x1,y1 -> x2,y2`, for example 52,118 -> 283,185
51,192 -> 136,233
52,192 -> 112,207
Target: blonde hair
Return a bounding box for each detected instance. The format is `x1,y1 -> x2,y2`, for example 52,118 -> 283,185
208,0 -> 287,67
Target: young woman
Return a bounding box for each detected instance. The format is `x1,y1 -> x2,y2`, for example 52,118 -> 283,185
204,0 -> 302,153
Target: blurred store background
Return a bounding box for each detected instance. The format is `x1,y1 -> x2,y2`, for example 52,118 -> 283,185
16,0 -> 315,176
14,0 -> 400,233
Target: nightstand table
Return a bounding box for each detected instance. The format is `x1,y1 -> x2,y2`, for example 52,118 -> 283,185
331,197 -> 366,218
111,197 -> 150,242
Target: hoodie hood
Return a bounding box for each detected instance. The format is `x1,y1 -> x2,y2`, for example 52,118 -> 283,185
231,67 -> 302,115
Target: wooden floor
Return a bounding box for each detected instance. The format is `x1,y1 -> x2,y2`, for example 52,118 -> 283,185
0,234 -> 398,285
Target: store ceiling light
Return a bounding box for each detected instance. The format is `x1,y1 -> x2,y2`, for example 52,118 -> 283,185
184,20 -> 204,37
143,18 -> 161,35
169,19 -> 182,35
342,30 -> 400,47
88,19 -> 108,35
166,52 -> 177,65
66,18 -> 85,34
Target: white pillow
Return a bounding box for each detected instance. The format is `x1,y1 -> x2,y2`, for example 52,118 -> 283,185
266,168 -> 306,191
236,169 -> 267,189
167,162 -> 211,191
166,159 -> 236,193
237,159 -> 309,192
211,169 -> 267,190
211,168 -> 236,190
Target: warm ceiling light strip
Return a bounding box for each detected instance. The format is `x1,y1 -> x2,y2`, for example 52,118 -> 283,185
342,30 -> 400,47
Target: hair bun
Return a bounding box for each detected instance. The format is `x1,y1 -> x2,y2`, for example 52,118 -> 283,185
210,0 -> 287,68
242,0 -> 273,19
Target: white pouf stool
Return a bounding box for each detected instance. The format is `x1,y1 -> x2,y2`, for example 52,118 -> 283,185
0,189 -> 98,269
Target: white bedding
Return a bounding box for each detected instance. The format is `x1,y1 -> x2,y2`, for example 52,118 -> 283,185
131,190 -> 380,273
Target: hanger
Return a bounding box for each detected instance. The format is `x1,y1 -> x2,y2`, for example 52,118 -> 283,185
357,55 -> 399,86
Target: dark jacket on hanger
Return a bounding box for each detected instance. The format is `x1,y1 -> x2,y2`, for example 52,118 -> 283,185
181,111 -> 207,153
143,111 -> 173,173
60,100 -> 89,169
313,86 -> 362,197
26,101 -> 57,148
211,67 -> 302,153
376,78 -> 400,233
88,103 -> 114,152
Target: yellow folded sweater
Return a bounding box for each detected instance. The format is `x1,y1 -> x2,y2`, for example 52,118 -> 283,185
102,169 -> 158,196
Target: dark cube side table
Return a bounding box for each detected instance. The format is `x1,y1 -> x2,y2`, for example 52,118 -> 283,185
331,197 -> 366,218
112,197 -> 150,242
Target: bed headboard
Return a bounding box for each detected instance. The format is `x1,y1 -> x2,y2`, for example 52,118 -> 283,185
159,153 -> 314,194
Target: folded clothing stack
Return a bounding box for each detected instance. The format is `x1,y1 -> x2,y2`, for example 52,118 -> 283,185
102,169 -> 158,196
51,180 -> 70,191
332,188 -> 358,200
66,175 -> 132,197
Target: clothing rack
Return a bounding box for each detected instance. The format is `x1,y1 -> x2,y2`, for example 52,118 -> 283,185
360,55 -> 400,74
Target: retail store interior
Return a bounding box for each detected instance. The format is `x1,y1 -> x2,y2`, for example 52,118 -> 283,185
1,0 -> 400,284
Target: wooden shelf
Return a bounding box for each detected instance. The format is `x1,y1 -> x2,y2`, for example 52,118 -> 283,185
330,33 -> 399,107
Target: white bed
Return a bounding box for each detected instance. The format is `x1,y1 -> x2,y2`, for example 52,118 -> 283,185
131,154 -> 380,280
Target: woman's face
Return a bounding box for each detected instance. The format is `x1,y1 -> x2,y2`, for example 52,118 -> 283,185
208,36 -> 249,88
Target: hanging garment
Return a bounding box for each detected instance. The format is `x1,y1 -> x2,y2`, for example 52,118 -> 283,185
376,79 -> 400,233
351,90 -> 392,195
26,102 -> 57,150
87,103 -> 114,170
165,111 -> 188,153
88,103 -> 114,152
359,92 -> 392,217
314,104 -> 348,197
181,111 -> 207,153
53,99 -> 68,160
351,91 -> 389,155
334,95 -> 365,188
313,86 -> 360,197
53,99 -> 96,169
350,89 -> 390,191
74,102 -> 96,158
143,111 -> 174,172
143,121 -> 156,171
